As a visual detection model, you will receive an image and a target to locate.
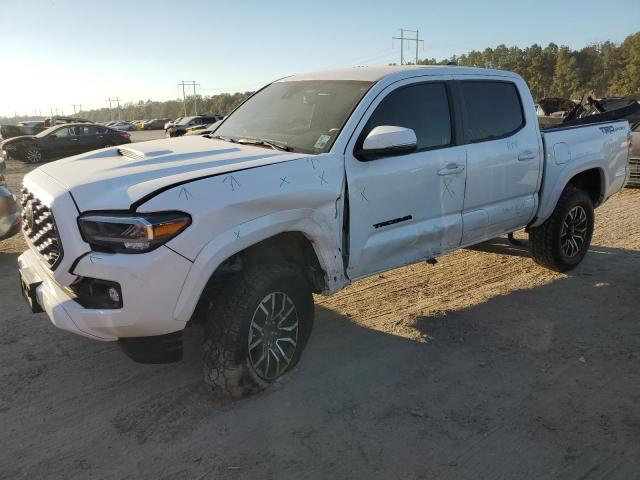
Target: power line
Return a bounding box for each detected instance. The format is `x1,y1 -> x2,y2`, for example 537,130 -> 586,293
392,28 -> 424,65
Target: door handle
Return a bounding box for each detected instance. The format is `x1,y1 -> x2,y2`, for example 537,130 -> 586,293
438,163 -> 465,176
518,150 -> 536,161
97,135 -> 104,139
70,138 -> 79,142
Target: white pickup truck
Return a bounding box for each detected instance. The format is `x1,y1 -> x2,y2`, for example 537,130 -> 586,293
18,66 -> 630,397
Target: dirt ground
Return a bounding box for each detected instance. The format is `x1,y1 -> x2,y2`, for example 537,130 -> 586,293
1,153 -> 639,479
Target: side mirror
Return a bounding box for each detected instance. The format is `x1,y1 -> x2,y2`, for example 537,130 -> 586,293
356,125 -> 417,161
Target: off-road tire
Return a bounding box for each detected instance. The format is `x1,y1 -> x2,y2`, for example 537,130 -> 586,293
529,185 -> 594,272
202,263 -> 314,398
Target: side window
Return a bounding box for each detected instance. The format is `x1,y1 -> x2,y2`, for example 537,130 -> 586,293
51,127 -> 71,138
461,81 -> 524,142
363,82 -> 452,151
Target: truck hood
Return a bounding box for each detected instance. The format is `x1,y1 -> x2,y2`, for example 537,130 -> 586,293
34,135 -> 308,211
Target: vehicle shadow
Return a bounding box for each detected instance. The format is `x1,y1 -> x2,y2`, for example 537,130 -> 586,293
466,234 -> 533,258
1,245 -> 639,479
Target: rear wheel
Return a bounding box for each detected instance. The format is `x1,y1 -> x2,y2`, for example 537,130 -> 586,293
24,146 -> 43,164
202,263 -> 314,398
529,185 -> 594,272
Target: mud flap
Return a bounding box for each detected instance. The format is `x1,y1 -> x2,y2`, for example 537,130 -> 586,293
118,331 -> 183,364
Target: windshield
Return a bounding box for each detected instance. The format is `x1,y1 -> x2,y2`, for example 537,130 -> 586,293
212,80 -> 373,154
35,126 -> 60,138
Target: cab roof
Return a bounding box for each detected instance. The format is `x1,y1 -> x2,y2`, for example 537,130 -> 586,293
280,65 -> 520,83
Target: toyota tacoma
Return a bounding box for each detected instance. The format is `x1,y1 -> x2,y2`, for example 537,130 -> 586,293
17,66 -> 631,397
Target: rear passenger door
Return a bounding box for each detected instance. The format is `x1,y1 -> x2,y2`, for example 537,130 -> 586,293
345,78 -> 467,279
457,79 -> 541,245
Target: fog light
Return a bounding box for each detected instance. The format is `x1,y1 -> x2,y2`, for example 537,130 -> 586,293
108,286 -> 121,304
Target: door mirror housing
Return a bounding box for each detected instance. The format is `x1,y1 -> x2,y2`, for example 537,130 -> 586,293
356,125 -> 417,161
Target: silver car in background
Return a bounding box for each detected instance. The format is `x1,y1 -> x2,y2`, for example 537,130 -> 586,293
0,155 -> 21,240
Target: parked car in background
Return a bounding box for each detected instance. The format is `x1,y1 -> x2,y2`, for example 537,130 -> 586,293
629,121 -> 640,187
42,116 -> 91,127
164,117 -> 182,130
1,117 -> 91,140
17,120 -> 46,135
0,155 -> 21,240
1,123 -> 131,163
184,120 -> 223,136
143,118 -> 170,130
110,121 -> 135,131
535,97 -> 577,128
166,115 -> 223,137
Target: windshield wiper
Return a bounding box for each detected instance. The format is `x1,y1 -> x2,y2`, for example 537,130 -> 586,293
236,138 -> 291,152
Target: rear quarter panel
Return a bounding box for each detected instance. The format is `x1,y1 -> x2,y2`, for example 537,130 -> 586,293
532,121 -> 630,227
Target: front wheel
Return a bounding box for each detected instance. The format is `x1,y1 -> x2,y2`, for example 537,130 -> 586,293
529,185 -> 594,272
202,263 -> 314,398
24,145 -> 43,164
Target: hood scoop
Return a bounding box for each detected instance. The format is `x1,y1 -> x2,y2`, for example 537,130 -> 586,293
117,147 -> 173,161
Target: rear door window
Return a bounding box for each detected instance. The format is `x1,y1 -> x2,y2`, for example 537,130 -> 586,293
362,82 -> 452,152
460,81 -> 524,142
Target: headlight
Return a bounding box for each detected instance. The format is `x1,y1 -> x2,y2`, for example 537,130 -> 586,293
78,212 -> 191,253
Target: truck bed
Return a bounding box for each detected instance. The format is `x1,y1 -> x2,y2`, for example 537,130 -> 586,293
532,119 -> 630,227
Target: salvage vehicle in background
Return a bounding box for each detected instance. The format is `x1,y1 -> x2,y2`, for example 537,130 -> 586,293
0,155 -> 20,240
536,97 -> 577,128
1,123 -> 130,163
628,121 -> 640,187
184,120 -> 222,136
110,121 -> 135,131
164,117 -> 182,130
143,118 -> 169,130
16,120 -> 45,135
16,66 -> 630,398
165,115 -> 222,137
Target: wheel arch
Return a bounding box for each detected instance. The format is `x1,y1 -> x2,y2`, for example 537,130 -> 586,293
531,165 -> 606,228
566,167 -> 605,206
172,212 -> 345,324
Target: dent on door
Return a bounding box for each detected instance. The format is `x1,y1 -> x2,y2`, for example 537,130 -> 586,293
346,145 -> 467,279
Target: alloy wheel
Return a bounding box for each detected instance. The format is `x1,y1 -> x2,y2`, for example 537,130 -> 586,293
248,291 -> 299,380
560,205 -> 588,257
26,147 -> 42,164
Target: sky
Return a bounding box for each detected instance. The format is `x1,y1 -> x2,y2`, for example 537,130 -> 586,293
0,0 -> 638,118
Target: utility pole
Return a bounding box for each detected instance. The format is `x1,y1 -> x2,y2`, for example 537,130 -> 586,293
106,98 -> 113,121
392,28 -> 424,65
106,97 -> 121,120
177,81 -> 200,116
72,104 -> 82,115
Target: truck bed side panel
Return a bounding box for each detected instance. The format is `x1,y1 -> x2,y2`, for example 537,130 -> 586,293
531,121 -> 630,227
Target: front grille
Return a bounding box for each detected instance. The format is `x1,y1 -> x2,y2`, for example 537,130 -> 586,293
20,188 -> 63,269
629,158 -> 640,185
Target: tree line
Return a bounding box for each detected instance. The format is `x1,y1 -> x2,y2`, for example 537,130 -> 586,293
1,32 -> 638,125
416,32 -> 639,100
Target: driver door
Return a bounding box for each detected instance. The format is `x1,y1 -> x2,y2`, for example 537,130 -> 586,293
344,78 -> 467,279
43,126 -> 77,159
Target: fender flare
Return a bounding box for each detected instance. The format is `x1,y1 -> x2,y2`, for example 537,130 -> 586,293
530,164 -> 607,228
172,209 -> 344,323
